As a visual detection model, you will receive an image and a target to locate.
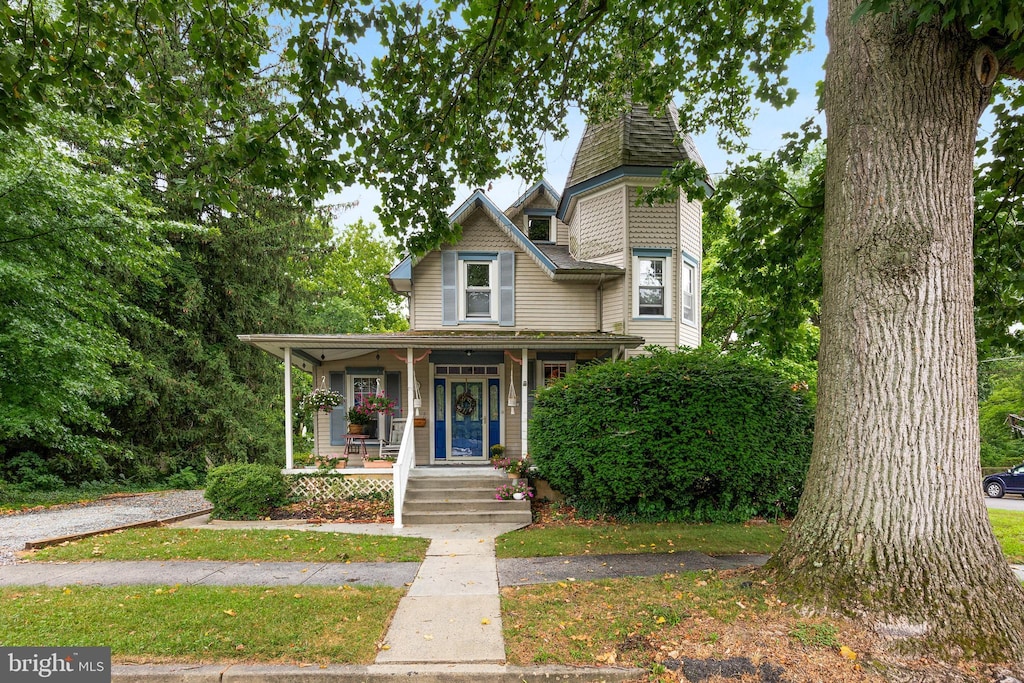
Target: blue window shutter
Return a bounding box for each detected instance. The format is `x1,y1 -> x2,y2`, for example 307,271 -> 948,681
441,251 -> 457,325
329,372 -> 346,446
498,251 -> 515,327
385,371 -> 402,436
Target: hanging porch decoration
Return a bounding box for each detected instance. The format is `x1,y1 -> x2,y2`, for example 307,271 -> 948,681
454,391 -> 478,416
507,363 -> 518,415
301,376 -> 343,414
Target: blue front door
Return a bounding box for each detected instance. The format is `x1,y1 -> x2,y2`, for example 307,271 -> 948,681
450,380 -> 486,459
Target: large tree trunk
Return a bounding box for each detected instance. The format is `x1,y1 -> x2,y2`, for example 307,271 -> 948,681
769,0 -> 1024,661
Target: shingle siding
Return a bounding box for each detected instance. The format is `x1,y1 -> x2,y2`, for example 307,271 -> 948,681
627,188 -> 678,248
571,186 -> 626,265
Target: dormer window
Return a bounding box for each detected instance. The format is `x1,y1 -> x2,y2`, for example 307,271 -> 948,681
527,215 -> 554,242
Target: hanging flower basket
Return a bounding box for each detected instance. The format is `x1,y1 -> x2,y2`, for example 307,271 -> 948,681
301,386 -> 344,414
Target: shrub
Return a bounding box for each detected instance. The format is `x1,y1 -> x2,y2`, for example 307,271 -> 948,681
165,466 -> 201,490
530,347 -> 814,522
204,463 -> 289,520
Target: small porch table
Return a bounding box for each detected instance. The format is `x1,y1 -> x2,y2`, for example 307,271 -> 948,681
342,434 -> 370,456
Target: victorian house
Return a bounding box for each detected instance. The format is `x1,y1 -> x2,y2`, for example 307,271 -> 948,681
240,102 -> 707,489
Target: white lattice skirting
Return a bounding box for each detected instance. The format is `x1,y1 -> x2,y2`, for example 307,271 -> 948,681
287,474 -> 393,501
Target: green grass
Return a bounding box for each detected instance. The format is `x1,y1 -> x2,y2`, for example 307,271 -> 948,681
0,485 -> 167,513
496,521 -> 786,559
26,528 -> 429,563
989,509 -> 1024,564
501,571 -> 768,666
0,585 -> 399,663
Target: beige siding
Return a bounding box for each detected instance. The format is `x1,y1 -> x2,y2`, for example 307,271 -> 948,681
514,260 -> 597,330
572,186 -> 626,264
555,217 -> 570,246
628,319 -> 678,351
601,278 -> 625,333
678,198 -> 702,348
412,363 -> 431,466
411,250 -> 443,328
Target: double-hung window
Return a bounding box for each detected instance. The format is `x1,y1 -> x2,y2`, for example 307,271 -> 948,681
461,258 -> 495,320
681,258 -> 697,325
442,250 -> 515,326
632,249 -> 672,319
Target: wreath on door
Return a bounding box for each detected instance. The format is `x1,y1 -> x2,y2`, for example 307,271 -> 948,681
454,391 -> 478,416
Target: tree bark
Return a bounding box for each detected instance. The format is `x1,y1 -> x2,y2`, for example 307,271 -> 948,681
769,0 -> 1024,661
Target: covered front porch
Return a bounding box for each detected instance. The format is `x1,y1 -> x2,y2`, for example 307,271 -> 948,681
238,331 -> 644,471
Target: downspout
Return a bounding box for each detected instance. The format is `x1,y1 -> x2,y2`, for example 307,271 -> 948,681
596,274 -> 605,332
284,347 -> 294,470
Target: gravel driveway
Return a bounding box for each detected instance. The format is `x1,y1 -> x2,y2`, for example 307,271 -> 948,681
0,490 -> 209,566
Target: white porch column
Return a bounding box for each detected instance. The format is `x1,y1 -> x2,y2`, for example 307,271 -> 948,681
406,347 -> 416,469
521,346 -> 529,458
283,347 -> 294,470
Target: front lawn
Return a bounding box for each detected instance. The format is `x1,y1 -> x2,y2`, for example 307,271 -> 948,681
0,486 -> 164,513
496,521 -> 786,559
24,528 -> 429,563
989,509 -> 1024,564
0,585 -> 398,663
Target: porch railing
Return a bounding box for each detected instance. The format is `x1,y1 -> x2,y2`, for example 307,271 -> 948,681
392,417 -> 415,528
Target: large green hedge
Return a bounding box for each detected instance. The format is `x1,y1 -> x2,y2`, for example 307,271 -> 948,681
530,347 -> 814,522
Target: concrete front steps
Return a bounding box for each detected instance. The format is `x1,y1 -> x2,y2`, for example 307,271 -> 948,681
402,469 -> 532,525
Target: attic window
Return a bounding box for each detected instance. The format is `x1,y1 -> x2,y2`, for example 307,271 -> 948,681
527,215 -> 554,242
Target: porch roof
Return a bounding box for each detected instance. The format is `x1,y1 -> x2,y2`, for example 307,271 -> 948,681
237,331 -> 645,367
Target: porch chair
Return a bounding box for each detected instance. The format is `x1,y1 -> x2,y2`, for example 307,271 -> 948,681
379,417 -> 407,460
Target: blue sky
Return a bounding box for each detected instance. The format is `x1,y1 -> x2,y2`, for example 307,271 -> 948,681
332,0 -> 830,230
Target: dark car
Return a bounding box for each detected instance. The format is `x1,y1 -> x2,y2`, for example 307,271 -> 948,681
983,464 -> 1024,498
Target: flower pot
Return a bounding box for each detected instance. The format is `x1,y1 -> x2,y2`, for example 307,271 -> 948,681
334,460 -> 347,469
348,424 -> 364,435
413,417 -> 427,428
364,460 -> 393,469
507,471 -> 519,480
512,492 -> 526,500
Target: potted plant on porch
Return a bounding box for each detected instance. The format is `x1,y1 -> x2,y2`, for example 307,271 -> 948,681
495,480 -> 534,501
348,394 -> 397,435
347,404 -> 374,434
363,452 -> 396,468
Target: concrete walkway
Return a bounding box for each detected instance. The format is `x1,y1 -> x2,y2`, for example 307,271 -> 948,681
377,529 -> 506,664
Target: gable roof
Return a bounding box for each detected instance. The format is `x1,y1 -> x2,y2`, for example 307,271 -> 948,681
388,189 -> 623,292
506,179 -> 561,216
